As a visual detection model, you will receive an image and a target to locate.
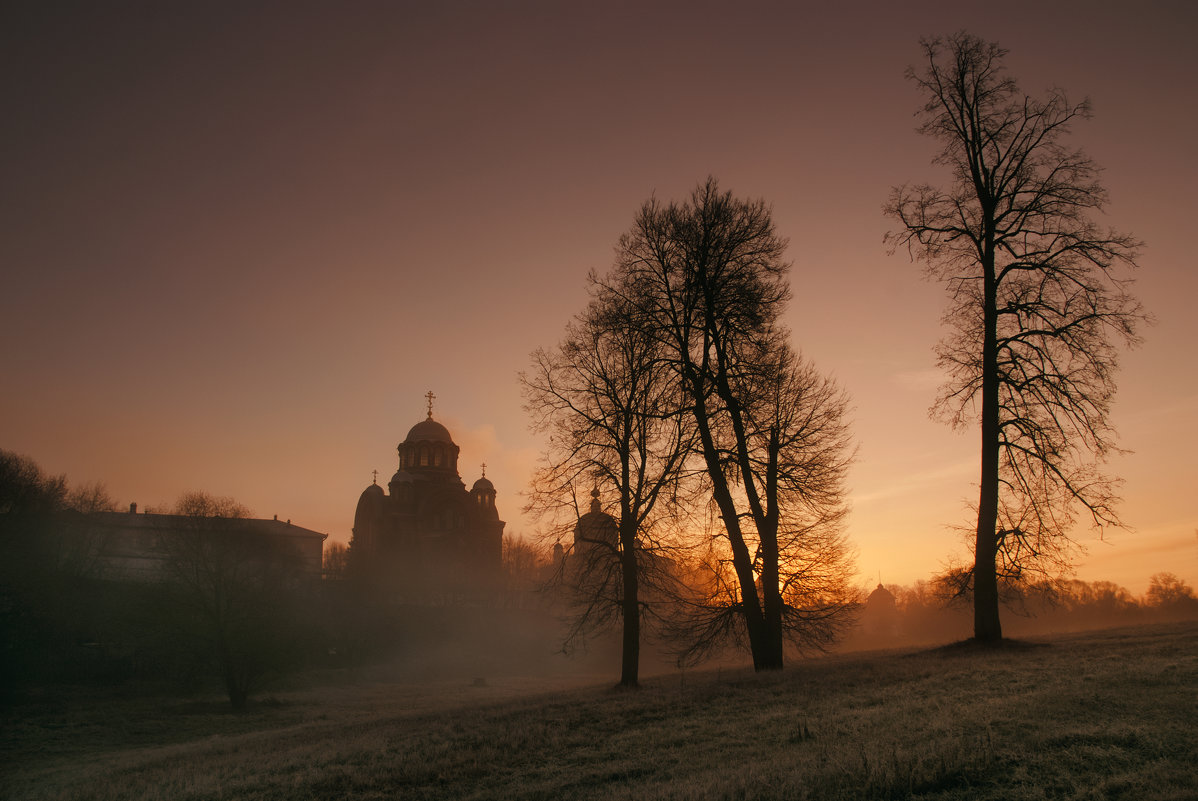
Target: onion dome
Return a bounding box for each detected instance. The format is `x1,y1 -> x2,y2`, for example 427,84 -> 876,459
574,487 -> 617,549
405,417 -> 454,444
352,481 -> 389,553
398,393 -> 461,476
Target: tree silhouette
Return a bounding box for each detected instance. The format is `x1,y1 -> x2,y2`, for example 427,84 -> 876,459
886,33 -> 1147,642
524,284 -> 692,687
1145,572 -> 1197,618
157,492 -> 309,709
609,178 -> 856,670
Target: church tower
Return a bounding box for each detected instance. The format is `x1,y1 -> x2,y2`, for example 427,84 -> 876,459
350,393 -> 504,602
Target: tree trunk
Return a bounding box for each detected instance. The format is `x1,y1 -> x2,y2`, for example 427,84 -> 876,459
974,230 -> 1004,643
973,516 -> 1002,642
759,524 -> 785,670
619,531 -> 640,688
227,678 -> 248,711
221,648 -> 249,710
688,382 -> 772,670
729,532 -> 771,670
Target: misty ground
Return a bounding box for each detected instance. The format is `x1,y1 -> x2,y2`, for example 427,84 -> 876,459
4,621 -> 1195,801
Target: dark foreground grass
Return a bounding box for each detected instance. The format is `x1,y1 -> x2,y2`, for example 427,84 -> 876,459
3,622 -> 1196,800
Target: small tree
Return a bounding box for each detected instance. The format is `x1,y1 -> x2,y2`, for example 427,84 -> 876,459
157,492 -> 308,709
500,535 -> 547,607
322,540 -> 349,579
886,33 -> 1147,642
1145,572 -> 1197,620
65,481 -> 118,515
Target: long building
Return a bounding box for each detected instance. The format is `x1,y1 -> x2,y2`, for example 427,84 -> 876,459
83,507 -> 326,582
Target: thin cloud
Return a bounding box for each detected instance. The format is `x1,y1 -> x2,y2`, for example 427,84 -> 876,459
892,367 -> 943,390
854,458 -> 975,505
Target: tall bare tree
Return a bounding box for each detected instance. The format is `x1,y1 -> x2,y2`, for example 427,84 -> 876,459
524,284 -> 691,687
886,33 -> 1146,642
611,178 -> 856,670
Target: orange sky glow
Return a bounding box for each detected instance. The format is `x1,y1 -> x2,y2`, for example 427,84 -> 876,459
2,1 -> 1194,597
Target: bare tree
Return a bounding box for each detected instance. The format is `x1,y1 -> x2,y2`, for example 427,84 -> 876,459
65,481 -> 118,515
611,178 -> 856,670
0,451 -> 113,579
0,452 -> 117,683
1145,573 -> 1197,620
158,492 -> 308,709
886,33 -> 1147,642
322,540 -> 349,580
500,534 -> 547,608
524,284 -> 692,687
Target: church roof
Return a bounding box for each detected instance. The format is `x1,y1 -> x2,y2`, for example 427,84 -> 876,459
866,583 -> 897,609
472,476 -> 494,492
390,468 -> 416,483
574,488 -> 617,545
404,417 -> 454,444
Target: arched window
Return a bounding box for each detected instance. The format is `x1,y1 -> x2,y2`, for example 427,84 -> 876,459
420,447 -> 428,467
434,448 -> 442,467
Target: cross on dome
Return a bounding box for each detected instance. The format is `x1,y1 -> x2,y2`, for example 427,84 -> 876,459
425,390 -> 436,419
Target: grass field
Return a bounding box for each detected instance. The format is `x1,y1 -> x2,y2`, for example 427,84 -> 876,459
3,622 -> 1195,800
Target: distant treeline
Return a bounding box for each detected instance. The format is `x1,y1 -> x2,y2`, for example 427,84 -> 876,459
842,574 -> 1198,651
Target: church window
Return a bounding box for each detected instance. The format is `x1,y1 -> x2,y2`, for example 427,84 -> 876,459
420,447 -> 428,467
434,449 -> 442,467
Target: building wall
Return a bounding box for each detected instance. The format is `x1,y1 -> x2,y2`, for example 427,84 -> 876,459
87,511 -> 327,583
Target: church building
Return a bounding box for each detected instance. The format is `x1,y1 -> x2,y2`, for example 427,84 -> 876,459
349,395 -> 504,602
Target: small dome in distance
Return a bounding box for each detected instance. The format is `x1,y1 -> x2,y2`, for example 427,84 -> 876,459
472,476 -> 494,492
866,583 -> 897,611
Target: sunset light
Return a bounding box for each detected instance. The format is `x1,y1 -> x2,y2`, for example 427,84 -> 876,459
2,2 -> 1195,796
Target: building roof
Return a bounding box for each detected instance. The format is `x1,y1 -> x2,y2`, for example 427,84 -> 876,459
574,488 -> 617,547
404,416 -> 454,444
90,510 -> 327,541
866,583 -> 897,609
388,469 -> 415,485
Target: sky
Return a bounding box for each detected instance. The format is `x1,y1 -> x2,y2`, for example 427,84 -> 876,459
2,1 -> 1195,597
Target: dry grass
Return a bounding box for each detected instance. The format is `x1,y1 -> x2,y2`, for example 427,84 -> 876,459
3,622 -> 1196,800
